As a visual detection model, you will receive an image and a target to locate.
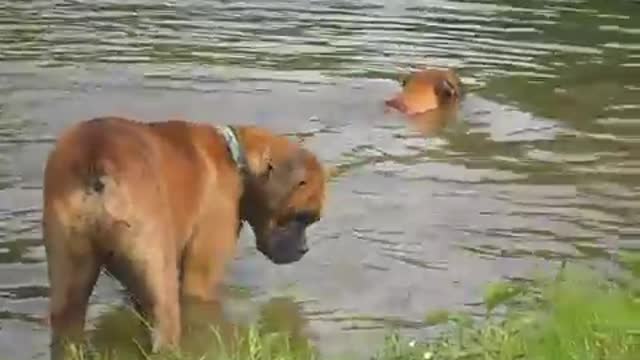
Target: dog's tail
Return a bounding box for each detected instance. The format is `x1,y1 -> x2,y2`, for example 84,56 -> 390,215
82,139 -> 114,197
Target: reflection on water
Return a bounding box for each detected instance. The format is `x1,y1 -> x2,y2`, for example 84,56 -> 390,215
0,0 -> 639,359
86,296 -> 315,360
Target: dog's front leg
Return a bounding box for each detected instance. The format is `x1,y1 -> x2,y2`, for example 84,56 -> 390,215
180,206 -> 239,302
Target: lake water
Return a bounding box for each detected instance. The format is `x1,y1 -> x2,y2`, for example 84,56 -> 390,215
0,0 -> 639,359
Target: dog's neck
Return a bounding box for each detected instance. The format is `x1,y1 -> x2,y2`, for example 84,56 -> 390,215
214,125 -> 248,172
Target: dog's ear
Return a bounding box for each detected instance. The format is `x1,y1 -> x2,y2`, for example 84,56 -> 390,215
258,148 -> 308,208
246,146 -> 272,177
435,79 -> 457,99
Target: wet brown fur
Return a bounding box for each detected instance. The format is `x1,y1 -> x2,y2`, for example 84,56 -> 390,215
385,68 -> 462,115
42,116 -> 326,356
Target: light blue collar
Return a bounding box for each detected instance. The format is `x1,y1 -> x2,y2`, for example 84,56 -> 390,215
215,125 -> 247,172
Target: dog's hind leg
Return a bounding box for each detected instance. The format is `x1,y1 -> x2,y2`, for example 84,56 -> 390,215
44,215 -> 101,360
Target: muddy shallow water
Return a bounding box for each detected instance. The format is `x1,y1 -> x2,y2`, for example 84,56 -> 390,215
0,0 -> 639,359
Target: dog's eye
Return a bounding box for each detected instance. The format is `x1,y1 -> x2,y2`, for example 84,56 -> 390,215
298,180 -> 307,187
401,78 -> 408,87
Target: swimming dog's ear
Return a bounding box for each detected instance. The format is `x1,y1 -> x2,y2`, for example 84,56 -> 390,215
435,79 -> 457,99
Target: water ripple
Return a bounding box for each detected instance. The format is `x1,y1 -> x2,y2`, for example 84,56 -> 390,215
0,0 -> 639,359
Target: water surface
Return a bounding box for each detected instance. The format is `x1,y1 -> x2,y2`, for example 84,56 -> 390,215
0,0 -> 639,359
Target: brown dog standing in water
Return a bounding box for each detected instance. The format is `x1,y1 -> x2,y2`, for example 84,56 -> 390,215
42,116 -> 327,357
385,68 -> 462,115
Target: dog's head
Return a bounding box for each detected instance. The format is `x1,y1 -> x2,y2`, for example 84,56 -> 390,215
385,68 -> 462,115
238,128 -> 327,264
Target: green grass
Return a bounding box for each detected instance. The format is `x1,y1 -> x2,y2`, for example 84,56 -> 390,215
66,263 -> 640,360
64,324 -> 318,360
373,263 -> 640,360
